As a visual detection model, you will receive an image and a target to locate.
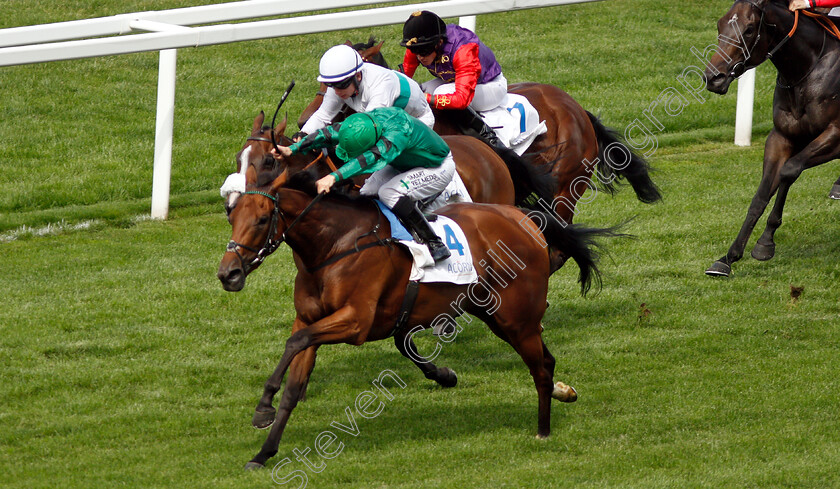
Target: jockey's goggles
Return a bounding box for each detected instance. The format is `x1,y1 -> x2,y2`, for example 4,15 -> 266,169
325,77 -> 355,90
407,44 -> 436,57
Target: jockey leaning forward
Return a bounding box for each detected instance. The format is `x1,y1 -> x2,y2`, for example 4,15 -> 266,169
274,106 -> 454,262
297,44 -> 435,141
399,10 -> 507,148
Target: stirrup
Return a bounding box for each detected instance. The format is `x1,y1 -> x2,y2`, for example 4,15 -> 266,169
428,239 -> 451,262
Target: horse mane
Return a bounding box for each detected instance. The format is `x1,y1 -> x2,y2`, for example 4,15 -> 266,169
285,168 -> 369,205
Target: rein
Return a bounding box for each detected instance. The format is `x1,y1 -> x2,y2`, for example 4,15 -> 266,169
247,137 -> 339,173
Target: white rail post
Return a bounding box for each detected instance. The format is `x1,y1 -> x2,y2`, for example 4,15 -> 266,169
734,68 -> 755,147
459,15 -> 476,31
151,48 -> 177,219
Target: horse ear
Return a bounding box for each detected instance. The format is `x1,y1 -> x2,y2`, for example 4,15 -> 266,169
359,41 -> 383,60
344,40 -> 353,46
275,116 -> 288,138
270,168 -> 290,193
253,111 -> 265,134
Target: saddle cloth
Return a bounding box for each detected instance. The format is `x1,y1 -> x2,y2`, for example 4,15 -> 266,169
375,200 -> 478,284
480,93 -> 548,156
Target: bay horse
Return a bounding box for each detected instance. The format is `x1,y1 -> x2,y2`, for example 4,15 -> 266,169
296,39 -> 662,226
217,169 -> 609,469
704,0 -> 840,277
235,111 -> 557,212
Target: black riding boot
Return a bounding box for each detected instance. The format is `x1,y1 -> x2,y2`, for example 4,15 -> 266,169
450,107 -> 504,148
392,196 -> 451,263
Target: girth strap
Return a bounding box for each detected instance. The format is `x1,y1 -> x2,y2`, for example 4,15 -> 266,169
390,280 -> 421,338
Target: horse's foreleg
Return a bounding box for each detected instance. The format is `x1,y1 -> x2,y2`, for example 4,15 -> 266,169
247,345 -> 318,469
393,328 -> 457,388
247,306 -> 364,468
706,130 -> 791,277
253,317 -> 310,426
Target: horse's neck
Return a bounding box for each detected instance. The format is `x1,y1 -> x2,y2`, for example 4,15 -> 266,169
766,6 -> 827,84
277,189 -> 380,269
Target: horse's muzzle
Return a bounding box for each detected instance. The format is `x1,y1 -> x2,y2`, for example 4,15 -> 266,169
705,70 -> 733,95
218,257 -> 246,292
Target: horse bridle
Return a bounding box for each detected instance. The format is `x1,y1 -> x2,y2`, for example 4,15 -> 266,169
727,0 -> 769,78
732,1 -> 832,87
225,190 -> 325,270
226,190 -> 393,273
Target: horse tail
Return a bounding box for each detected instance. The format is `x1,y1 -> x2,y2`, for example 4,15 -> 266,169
524,210 -> 621,295
585,111 -> 662,204
491,145 -> 557,209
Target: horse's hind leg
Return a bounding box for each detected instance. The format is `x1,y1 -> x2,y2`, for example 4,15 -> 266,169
393,328 -> 458,388
510,331 -> 558,438
830,175 -> 840,200
479,312 -> 563,438
753,128 -> 840,261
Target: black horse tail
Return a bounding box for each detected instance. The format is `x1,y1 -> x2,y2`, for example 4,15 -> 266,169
524,210 -> 620,295
491,145 -> 557,209
586,111 -> 662,204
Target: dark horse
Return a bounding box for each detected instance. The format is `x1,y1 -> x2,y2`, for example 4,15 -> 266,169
296,38 -> 662,226
705,0 -> 840,277
235,111 -> 557,213
217,169 -> 609,468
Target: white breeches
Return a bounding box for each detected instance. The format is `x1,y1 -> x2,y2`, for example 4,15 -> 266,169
421,73 -> 508,112
359,153 -> 456,208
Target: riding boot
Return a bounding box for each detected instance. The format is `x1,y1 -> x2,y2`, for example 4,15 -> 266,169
391,196 -> 451,263
450,107 -> 505,149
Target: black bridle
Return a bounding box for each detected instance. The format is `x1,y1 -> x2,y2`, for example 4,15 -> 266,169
727,0 -> 769,78
225,190 -> 395,274
225,190 -> 325,271
732,1 -> 829,88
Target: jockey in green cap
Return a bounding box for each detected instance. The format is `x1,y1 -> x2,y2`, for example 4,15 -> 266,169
274,106 -> 455,262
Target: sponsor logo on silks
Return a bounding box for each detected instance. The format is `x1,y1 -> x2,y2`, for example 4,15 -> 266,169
400,179 -> 410,190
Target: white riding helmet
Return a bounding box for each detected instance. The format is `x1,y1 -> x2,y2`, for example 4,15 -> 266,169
317,45 -> 364,84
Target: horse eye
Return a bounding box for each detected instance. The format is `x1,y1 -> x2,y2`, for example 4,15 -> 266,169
257,215 -> 270,226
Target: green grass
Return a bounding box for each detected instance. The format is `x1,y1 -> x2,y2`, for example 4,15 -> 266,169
3,0 -> 840,487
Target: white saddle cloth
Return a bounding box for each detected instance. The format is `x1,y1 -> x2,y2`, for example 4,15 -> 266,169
479,93 -> 547,155
398,215 -> 478,284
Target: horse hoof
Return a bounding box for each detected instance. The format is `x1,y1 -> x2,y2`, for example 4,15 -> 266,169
829,184 -> 840,199
751,242 -> 775,261
705,261 -> 731,277
244,461 -> 265,470
252,408 -> 276,429
437,367 -> 458,388
535,433 -> 550,440
551,381 -> 577,403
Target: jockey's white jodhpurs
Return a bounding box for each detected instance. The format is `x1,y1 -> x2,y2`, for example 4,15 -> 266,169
359,153 -> 456,208
421,73 -> 508,112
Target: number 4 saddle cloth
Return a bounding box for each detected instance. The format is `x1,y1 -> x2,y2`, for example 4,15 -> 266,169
374,200 -> 478,284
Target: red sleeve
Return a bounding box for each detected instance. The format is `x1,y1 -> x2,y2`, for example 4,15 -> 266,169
430,43 -> 480,110
402,49 -> 419,78
814,0 -> 840,6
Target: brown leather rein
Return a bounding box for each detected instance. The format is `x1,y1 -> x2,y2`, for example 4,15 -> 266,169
246,136 -> 339,174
